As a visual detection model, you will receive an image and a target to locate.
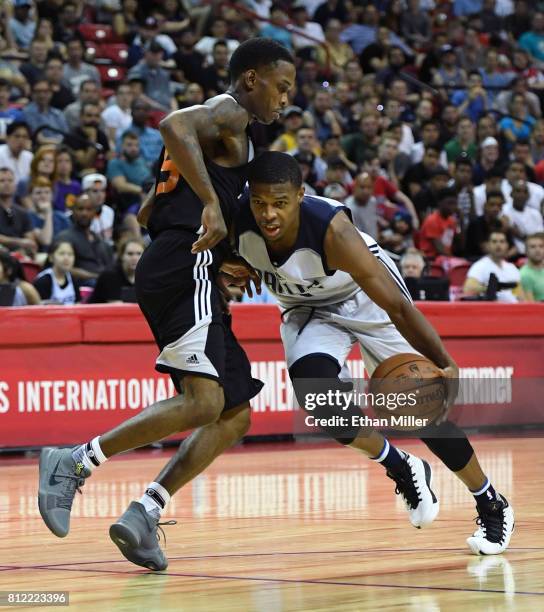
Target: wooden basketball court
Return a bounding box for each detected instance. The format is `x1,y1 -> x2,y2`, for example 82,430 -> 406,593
1,436 -> 543,611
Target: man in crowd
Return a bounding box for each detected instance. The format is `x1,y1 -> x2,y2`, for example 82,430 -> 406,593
0,122 -> 33,186
0,167 -> 36,256
520,233 -> 544,301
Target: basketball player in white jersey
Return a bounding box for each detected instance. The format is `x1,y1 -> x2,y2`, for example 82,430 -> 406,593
226,151 -> 514,555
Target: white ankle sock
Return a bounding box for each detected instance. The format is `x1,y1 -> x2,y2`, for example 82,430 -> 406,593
139,482 -> 171,516
71,436 -> 107,473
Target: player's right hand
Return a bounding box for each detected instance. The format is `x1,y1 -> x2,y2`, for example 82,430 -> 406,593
220,256 -> 262,298
192,203 -> 227,253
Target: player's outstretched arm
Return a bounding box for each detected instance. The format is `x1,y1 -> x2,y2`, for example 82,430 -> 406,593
159,97 -> 248,252
324,211 -> 458,374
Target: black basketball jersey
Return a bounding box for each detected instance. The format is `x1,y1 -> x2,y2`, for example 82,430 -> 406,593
147,126 -> 254,240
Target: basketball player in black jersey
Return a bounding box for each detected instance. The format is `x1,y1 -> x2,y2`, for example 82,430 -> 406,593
38,39 -> 296,571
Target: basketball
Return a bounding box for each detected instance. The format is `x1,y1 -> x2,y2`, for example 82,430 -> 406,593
368,353 -> 447,431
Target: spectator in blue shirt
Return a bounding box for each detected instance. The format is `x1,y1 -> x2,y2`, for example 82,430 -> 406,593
519,11 -> 544,64
0,79 -> 24,142
451,71 -> 489,123
259,4 -> 293,51
117,98 -> 162,167
10,0 -> 36,49
23,79 -> 69,145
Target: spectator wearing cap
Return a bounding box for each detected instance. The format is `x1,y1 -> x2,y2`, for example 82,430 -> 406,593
403,144 -> 442,199
260,4 -> 294,51
0,80 -> 24,143
64,102 -> 110,175
316,19 -> 354,77
419,187 -> 461,260
0,167 -> 37,257
201,40 -> 230,98
127,40 -> 174,112
81,173 -> 115,245
270,106 -> 304,153
10,0 -> 36,49
64,79 -> 105,132
55,194 -> 114,282
63,37 -> 101,96
118,99 -> 162,167
465,190 -> 514,259
463,230 -> 523,303
45,57 -> 75,111
472,136 -> 500,186
413,165 -> 451,221
519,11 -> 544,65
0,122 -> 33,187
88,237 -> 145,303
127,16 -> 176,69
194,18 -> 239,65
101,83 -> 133,151
23,79 -> 69,145
107,130 -> 152,236
290,3 -> 325,51
501,180 -> 544,254
445,117 -> 477,165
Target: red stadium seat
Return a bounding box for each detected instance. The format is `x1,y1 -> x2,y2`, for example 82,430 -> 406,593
94,43 -> 128,65
78,23 -> 123,44
21,261 -> 41,283
97,64 -> 127,84
448,263 -> 471,288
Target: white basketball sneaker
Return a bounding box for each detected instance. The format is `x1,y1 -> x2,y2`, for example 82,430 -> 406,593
466,494 -> 514,555
386,451 -> 439,528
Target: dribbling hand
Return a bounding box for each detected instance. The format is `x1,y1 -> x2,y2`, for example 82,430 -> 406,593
192,204 -> 227,253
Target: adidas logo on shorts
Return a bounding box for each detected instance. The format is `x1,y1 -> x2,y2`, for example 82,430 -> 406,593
186,354 -> 200,365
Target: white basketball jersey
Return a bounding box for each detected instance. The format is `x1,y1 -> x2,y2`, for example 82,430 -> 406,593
35,268 -> 77,305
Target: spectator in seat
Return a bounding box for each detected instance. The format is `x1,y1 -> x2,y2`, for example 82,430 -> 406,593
400,249 -> 425,279
452,157 -> 476,229
290,3 -> 325,52
0,167 -> 37,256
0,122 -> 33,187
465,191 -> 515,259
23,79 -> 69,145
201,40 -> 230,98
519,11 -> 544,65
89,237 -> 144,303
101,83 -> 133,150
269,106 -> 304,153
419,187 -> 460,260
81,173 -> 115,245
63,102 -> 110,175
16,144 -> 56,208
451,70 -> 489,124
520,233 -> 544,302
501,180 -> 544,255
127,39 -> 174,112
64,79 -> 105,132
412,165 -> 450,222
445,116 -> 477,165
0,79 -> 24,143
28,177 -> 70,251
303,88 -> 343,143
472,166 -> 504,216
290,127 -> 328,182
33,239 -> 80,304
0,249 -> 34,306
45,56 -> 75,111
410,119 -> 448,167
499,93 -> 536,152
463,230 -> 524,303
472,136 -> 500,186
10,0 -> 36,50
403,145 -> 442,199
52,146 -> 81,212
172,29 -> 205,85
501,160 -> 544,213
19,38 -> 48,87
344,172 -> 382,239
316,18 -> 354,76
55,194 -> 114,282
119,98 -> 162,168
341,112 -> 381,168
63,37 -> 101,96
380,210 -> 414,257
194,18 -> 239,64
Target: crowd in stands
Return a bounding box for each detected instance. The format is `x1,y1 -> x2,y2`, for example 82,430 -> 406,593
1,0 -> 544,307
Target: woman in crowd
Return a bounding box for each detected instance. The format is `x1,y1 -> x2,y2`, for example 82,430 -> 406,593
52,146 -> 81,212
16,144 -> 56,209
33,240 -> 80,305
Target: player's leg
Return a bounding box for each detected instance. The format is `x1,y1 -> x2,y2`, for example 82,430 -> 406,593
109,312 -> 262,570
354,313 -> 514,553
283,306 -> 437,528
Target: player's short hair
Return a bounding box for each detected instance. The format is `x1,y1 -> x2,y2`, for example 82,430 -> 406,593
229,38 -> 294,83
248,151 -> 302,187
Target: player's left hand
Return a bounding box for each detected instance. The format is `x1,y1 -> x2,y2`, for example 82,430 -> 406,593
220,257 -> 261,298
436,363 -> 459,424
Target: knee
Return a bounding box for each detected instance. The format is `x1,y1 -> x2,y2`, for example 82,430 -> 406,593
185,384 -> 225,427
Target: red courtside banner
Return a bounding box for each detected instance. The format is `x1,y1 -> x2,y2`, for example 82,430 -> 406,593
0,303 -> 543,448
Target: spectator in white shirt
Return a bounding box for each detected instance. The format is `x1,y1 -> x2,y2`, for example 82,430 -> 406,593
81,173 -> 115,245
0,122 -> 33,187
194,18 -> 239,64
464,230 -> 524,303
102,83 -> 133,150
501,180 -> 544,254
289,3 -> 325,51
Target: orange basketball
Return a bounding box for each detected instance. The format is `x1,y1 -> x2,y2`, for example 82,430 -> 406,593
368,353 -> 447,431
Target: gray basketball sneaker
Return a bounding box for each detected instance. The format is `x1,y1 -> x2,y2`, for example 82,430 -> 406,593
38,447 -> 91,537
109,501 -> 176,571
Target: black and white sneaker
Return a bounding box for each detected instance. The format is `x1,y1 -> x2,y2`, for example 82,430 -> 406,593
467,495 -> 515,555
386,451 -> 439,528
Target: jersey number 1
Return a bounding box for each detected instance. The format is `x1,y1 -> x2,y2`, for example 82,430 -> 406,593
156,150 -> 180,195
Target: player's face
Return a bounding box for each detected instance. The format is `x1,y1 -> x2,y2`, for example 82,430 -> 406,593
250,61 -> 296,124
249,181 -> 304,243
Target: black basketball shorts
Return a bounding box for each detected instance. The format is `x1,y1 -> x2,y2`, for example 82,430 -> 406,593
135,229 -> 263,410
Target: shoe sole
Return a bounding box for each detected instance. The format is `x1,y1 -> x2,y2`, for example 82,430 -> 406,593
38,448 -> 68,538
416,459 -> 439,529
109,523 -> 166,571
